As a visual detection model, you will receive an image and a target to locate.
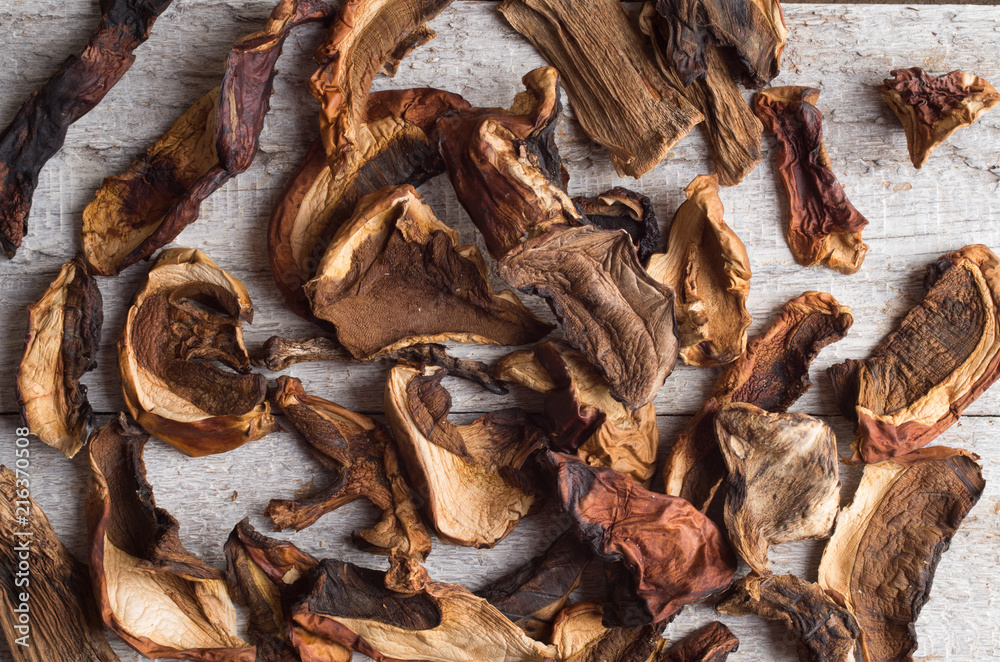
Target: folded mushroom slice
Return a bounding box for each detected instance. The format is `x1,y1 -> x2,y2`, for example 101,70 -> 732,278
17,256 -> 103,458
550,601 -> 668,662
818,447 -> 985,662
647,174 -> 752,367
87,415 -> 252,661
573,188 -> 661,265
829,245 -> 1000,464
119,248 -> 278,457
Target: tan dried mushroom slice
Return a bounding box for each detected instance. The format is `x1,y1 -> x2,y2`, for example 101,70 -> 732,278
119,248 -> 277,457
819,447 -> 985,662
880,68 -> 1000,169
385,364 -> 545,548
829,244 -> 1000,464
550,601 -> 668,662
714,403 -> 839,575
17,256 -> 102,458
647,174 -> 752,367
86,415 -> 252,661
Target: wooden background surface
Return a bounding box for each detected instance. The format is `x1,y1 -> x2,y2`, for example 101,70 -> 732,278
2,1 -> 1000,660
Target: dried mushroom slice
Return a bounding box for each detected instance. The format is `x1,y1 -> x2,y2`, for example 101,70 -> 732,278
754,86 -> 869,274
550,601 -> 668,662
659,621 -> 740,662
82,0 -> 334,275
880,68 -> 1000,169
819,447 -> 985,662
86,415 -> 252,661
647,174 -> 752,367
385,364 -> 545,548
714,403 -> 840,575
573,187 -> 660,265
829,245 -> 1000,463
17,256 -> 103,458
119,248 -> 277,457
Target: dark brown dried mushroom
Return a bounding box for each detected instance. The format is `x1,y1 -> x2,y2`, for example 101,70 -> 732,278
819,447 -> 985,662
754,86 -> 869,274
86,415 -> 253,661
829,245 -> 1000,464
17,256 -> 102,458
119,248 -> 277,457
550,601 -> 668,662
659,621 -> 740,662
646,174 -> 752,367
573,188 -> 661,265
880,67 -> 1000,169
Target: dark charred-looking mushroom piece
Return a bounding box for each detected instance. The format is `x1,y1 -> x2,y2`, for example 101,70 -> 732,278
119,248 -> 278,457
819,447 -> 985,662
754,86 -> 869,274
81,0 -> 334,276
879,68 -> 1000,169
829,245 -> 1000,464
573,188 -> 660,265
550,601 -> 668,662
86,415 -> 253,661
660,621 -> 740,662
0,0 -> 174,258
647,174 -> 752,367
17,256 -> 103,458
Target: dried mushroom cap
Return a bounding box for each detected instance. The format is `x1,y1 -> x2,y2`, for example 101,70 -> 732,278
880,67 -> 1000,169
17,256 -> 103,458
819,447 -> 985,662
573,187 -> 661,265
119,248 -> 277,457
829,245 -> 1000,464
550,601 -> 668,662
86,415 -> 252,661
714,403 -> 840,575
647,174 -> 752,367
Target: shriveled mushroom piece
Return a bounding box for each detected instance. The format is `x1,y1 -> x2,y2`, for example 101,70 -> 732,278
550,601 -> 668,662
880,68 -> 1000,169
829,245 -> 1000,463
87,415 -> 252,661
17,256 -> 102,458
647,174 -> 752,367
754,87 -> 869,274
119,248 -> 277,457
573,188 -> 660,265
819,447 -> 985,662
659,621 -> 740,661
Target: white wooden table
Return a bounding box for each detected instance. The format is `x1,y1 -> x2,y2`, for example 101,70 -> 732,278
1,1 -> 999,660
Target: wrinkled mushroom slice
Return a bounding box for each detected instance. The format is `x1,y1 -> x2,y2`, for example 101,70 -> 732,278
305,184 -> 552,359
81,0 -> 334,276
647,174 -> 752,367
17,256 -> 103,458
498,0 -> 702,179
754,86 -> 869,274
86,415 -> 252,661
119,248 -> 277,457
659,621 -> 740,662
0,0 -> 174,258
819,447 -> 985,662
664,291 -> 852,511
880,68 -> 1000,169
574,187 -> 661,265
717,573 -> 858,662
829,245 -> 1000,464
714,403 -> 840,575
550,452 -> 735,626
385,364 -> 545,548
551,601 -> 669,662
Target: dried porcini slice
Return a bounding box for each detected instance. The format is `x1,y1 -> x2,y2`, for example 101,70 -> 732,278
0,0 -> 174,258
714,403 -> 840,575
663,292 -> 852,512
86,415 -> 252,661
17,256 -> 103,458
659,621 -> 740,661
385,363 -> 545,548
647,174 -> 752,367
550,601 -> 668,662
573,188 -> 660,265
119,248 -> 277,457
754,86 -> 869,274
819,447 -> 985,662
880,67 -> 1000,169
830,245 -> 1000,464
82,0 -> 334,276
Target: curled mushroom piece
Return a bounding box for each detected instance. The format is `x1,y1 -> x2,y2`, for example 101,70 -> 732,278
647,174 -> 752,367
754,87 -> 869,274
17,256 -> 103,458
829,245 -> 1000,464
819,447 -> 985,662
573,188 -> 660,265
119,248 -> 277,457
87,415 -> 252,661
660,621 -> 740,661
550,601 -> 668,662
880,68 -> 1000,169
